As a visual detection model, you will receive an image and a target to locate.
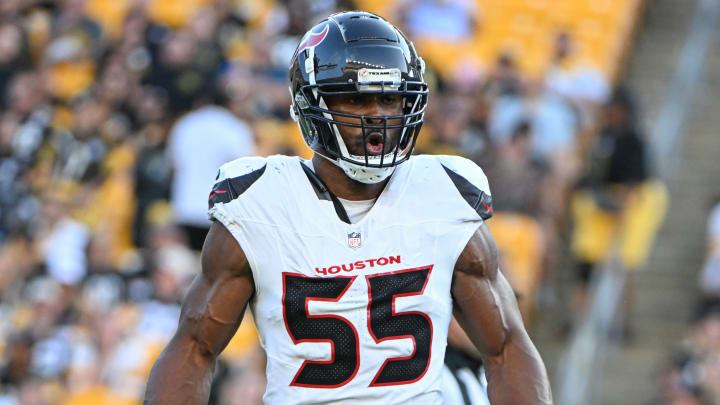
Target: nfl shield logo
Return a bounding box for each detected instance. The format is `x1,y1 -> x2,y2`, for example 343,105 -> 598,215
348,232 -> 361,249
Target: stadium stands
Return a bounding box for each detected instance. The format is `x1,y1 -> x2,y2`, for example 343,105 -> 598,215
0,1 -> 655,404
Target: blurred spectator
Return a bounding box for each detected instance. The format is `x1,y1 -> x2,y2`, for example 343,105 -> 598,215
215,363 -> 266,405
130,82 -> 174,249
167,104 -> 255,250
484,120 -> 548,217
589,88 -> 647,189
570,87 -> 668,338
697,198 -> 720,319
486,53 -> 578,186
283,0 -> 359,35
528,85 -> 578,170
545,32 -> 610,105
457,90 -> 492,162
6,72 -> 48,118
398,0 -> 477,42
54,96 -> 109,181
133,125 -> 173,248
37,184 -> 90,286
143,27 -> 221,114
658,314 -> 720,405
543,31 -> 611,178
483,120 -> 551,322
0,21 -> 31,103
419,94 -> 470,156
483,52 -> 524,101
0,0 -> 653,402
392,0 -> 480,79
486,55 -> 526,146
0,333 -> 33,388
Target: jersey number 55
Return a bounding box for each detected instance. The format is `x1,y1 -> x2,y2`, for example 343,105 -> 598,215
282,266 -> 434,388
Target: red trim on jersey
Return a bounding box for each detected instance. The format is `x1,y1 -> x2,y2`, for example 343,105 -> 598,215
208,190 -> 228,199
482,201 -> 493,213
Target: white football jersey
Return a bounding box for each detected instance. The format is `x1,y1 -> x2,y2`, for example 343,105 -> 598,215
208,155 -> 492,405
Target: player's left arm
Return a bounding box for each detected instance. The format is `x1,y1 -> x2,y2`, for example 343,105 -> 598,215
452,224 -> 553,405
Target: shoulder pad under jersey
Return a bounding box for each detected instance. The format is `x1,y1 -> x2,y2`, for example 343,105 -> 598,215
435,155 -> 493,220
208,157 -> 268,210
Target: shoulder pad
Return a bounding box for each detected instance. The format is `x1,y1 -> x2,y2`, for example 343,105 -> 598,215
209,157 -> 268,209
436,155 -> 493,220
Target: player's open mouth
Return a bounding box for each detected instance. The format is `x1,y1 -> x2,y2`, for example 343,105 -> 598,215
365,132 -> 385,155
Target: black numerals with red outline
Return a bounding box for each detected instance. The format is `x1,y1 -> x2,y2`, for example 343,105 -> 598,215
366,267 -> 433,386
282,273 -> 359,387
282,266 -> 434,388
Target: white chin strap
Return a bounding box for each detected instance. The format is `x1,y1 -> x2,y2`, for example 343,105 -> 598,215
338,158 -> 397,184
316,152 -> 396,184
315,151 -> 395,184
314,96 -> 401,184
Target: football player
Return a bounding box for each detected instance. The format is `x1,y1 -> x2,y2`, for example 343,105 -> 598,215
145,11 -> 552,405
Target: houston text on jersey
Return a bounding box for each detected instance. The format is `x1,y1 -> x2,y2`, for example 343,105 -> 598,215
315,255 -> 401,275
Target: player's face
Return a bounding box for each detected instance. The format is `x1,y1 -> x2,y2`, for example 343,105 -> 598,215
324,93 -> 404,157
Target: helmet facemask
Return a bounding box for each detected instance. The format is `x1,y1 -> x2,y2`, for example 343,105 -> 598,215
292,73 -> 428,183
289,12 -> 429,184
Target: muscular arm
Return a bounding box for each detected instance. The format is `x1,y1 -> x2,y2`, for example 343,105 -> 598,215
144,222 -> 255,405
452,224 -> 552,405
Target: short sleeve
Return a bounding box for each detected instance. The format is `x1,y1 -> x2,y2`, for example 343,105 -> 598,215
436,155 -> 493,220
207,157 -> 268,219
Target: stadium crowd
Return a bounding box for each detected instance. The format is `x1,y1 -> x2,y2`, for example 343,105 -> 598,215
658,199 -> 720,405
0,0 -> 666,404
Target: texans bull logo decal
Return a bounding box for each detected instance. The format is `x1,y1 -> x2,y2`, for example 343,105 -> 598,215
292,24 -> 329,62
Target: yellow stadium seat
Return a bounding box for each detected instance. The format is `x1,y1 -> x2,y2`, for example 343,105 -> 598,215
478,24 -> 552,77
85,0 -> 133,39
49,60 -> 96,101
233,0 -> 277,29
253,119 -> 313,159
62,386 -> 135,405
557,0 -> 636,28
222,312 -> 260,362
488,212 -> 545,321
75,145 -> 137,263
146,0 -> 212,28
354,0 -> 393,16
415,38 -> 477,79
483,9 -> 547,34
569,33 -> 620,76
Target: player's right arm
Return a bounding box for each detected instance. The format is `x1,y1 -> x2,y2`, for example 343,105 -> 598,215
144,222 -> 255,405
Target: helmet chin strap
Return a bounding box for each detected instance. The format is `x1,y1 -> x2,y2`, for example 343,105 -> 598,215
314,96 -> 398,184
314,151 -> 396,184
